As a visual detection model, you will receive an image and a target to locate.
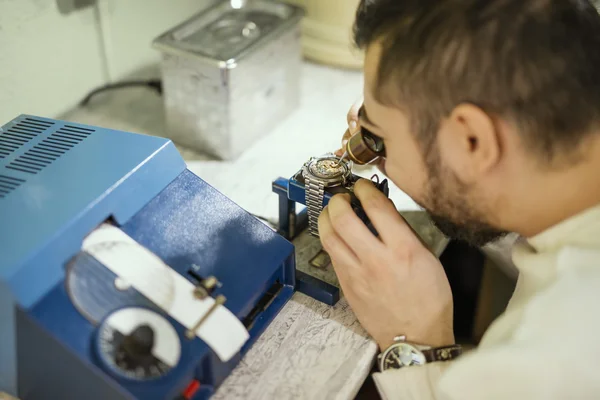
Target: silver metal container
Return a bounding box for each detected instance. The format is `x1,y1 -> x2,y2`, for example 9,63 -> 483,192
153,0 -> 304,160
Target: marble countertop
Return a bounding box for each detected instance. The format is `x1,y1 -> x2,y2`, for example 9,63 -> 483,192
60,61 -> 448,399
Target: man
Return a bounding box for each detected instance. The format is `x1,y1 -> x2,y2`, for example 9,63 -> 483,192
318,0 -> 600,398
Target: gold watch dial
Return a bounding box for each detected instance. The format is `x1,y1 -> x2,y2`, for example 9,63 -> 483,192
307,156 -> 350,181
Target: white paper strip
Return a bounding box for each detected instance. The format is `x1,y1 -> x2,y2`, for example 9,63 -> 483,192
82,223 -> 249,362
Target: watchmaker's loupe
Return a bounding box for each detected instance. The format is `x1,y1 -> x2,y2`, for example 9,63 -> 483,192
344,127 -> 386,165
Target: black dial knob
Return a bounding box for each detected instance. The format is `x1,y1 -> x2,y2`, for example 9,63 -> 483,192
122,324 -> 154,360
96,308 -> 180,380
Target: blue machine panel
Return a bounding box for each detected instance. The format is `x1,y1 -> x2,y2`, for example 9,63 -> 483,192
0,115 -> 295,400
0,115 -> 186,307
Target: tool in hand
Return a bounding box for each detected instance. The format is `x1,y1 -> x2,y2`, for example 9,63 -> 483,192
337,151 -> 348,166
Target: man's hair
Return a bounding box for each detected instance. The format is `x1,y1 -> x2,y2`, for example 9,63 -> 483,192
354,0 -> 600,163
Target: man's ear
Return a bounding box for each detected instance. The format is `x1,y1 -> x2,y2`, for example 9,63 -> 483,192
437,103 -> 501,184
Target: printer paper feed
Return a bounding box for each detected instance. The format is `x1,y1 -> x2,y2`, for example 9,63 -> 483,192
82,223 -> 250,362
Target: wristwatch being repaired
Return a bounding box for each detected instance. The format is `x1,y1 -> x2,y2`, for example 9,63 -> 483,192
377,335 -> 462,372
301,153 -> 353,237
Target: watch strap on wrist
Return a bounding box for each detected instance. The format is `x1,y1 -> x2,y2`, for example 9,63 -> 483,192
421,344 -> 463,362
305,177 -> 325,237
377,339 -> 463,372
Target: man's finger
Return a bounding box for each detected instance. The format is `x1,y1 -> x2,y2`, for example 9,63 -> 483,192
353,179 -> 421,248
326,193 -> 384,260
347,97 -> 363,125
318,207 -> 360,281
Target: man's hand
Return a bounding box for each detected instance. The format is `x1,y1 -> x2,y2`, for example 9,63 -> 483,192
318,179 -> 455,350
335,97 -> 363,157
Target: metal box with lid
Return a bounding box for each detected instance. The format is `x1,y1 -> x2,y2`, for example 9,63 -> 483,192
153,0 -> 304,160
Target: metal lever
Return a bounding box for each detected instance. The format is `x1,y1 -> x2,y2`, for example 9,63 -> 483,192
185,294 -> 227,339
193,276 -> 220,300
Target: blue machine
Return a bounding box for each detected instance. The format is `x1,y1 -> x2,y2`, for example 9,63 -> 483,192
0,115 -> 296,400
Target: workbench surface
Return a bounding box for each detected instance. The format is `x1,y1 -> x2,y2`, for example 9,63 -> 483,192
61,61 -> 448,400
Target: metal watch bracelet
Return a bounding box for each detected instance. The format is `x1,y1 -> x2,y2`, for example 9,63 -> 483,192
305,177 -> 325,237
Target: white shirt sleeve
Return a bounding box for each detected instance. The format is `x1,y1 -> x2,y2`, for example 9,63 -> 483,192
372,236 -> 600,399
372,362 -> 451,400
373,341 -> 600,400
433,343 -> 600,400
372,263 -> 600,400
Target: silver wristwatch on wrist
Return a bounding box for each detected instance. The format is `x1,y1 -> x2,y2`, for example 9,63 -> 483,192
377,335 -> 463,372
301,153 -> 353,237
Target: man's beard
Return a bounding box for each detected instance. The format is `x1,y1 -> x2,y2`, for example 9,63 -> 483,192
427,212 -> 507,247
421,145 -> 508,247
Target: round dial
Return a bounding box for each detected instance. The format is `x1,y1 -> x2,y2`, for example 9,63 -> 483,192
96,307 -> 181,381
380,343 -> 426,370
303,154 -> 352,185
65,251 -> 162,325
309,159 -> 345,178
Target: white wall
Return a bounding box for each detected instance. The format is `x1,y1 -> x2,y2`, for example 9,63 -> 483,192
0,0 -> 217,123
0,0 -> 106,123
96,0 -> 219,80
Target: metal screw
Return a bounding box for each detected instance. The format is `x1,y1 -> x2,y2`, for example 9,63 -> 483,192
193,276 -> 219,300
203,276 -> 218,290
193,286 -> 209,300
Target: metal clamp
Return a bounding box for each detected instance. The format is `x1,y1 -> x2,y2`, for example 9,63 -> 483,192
185,294 -> 227,339
185,275 -> 225,339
